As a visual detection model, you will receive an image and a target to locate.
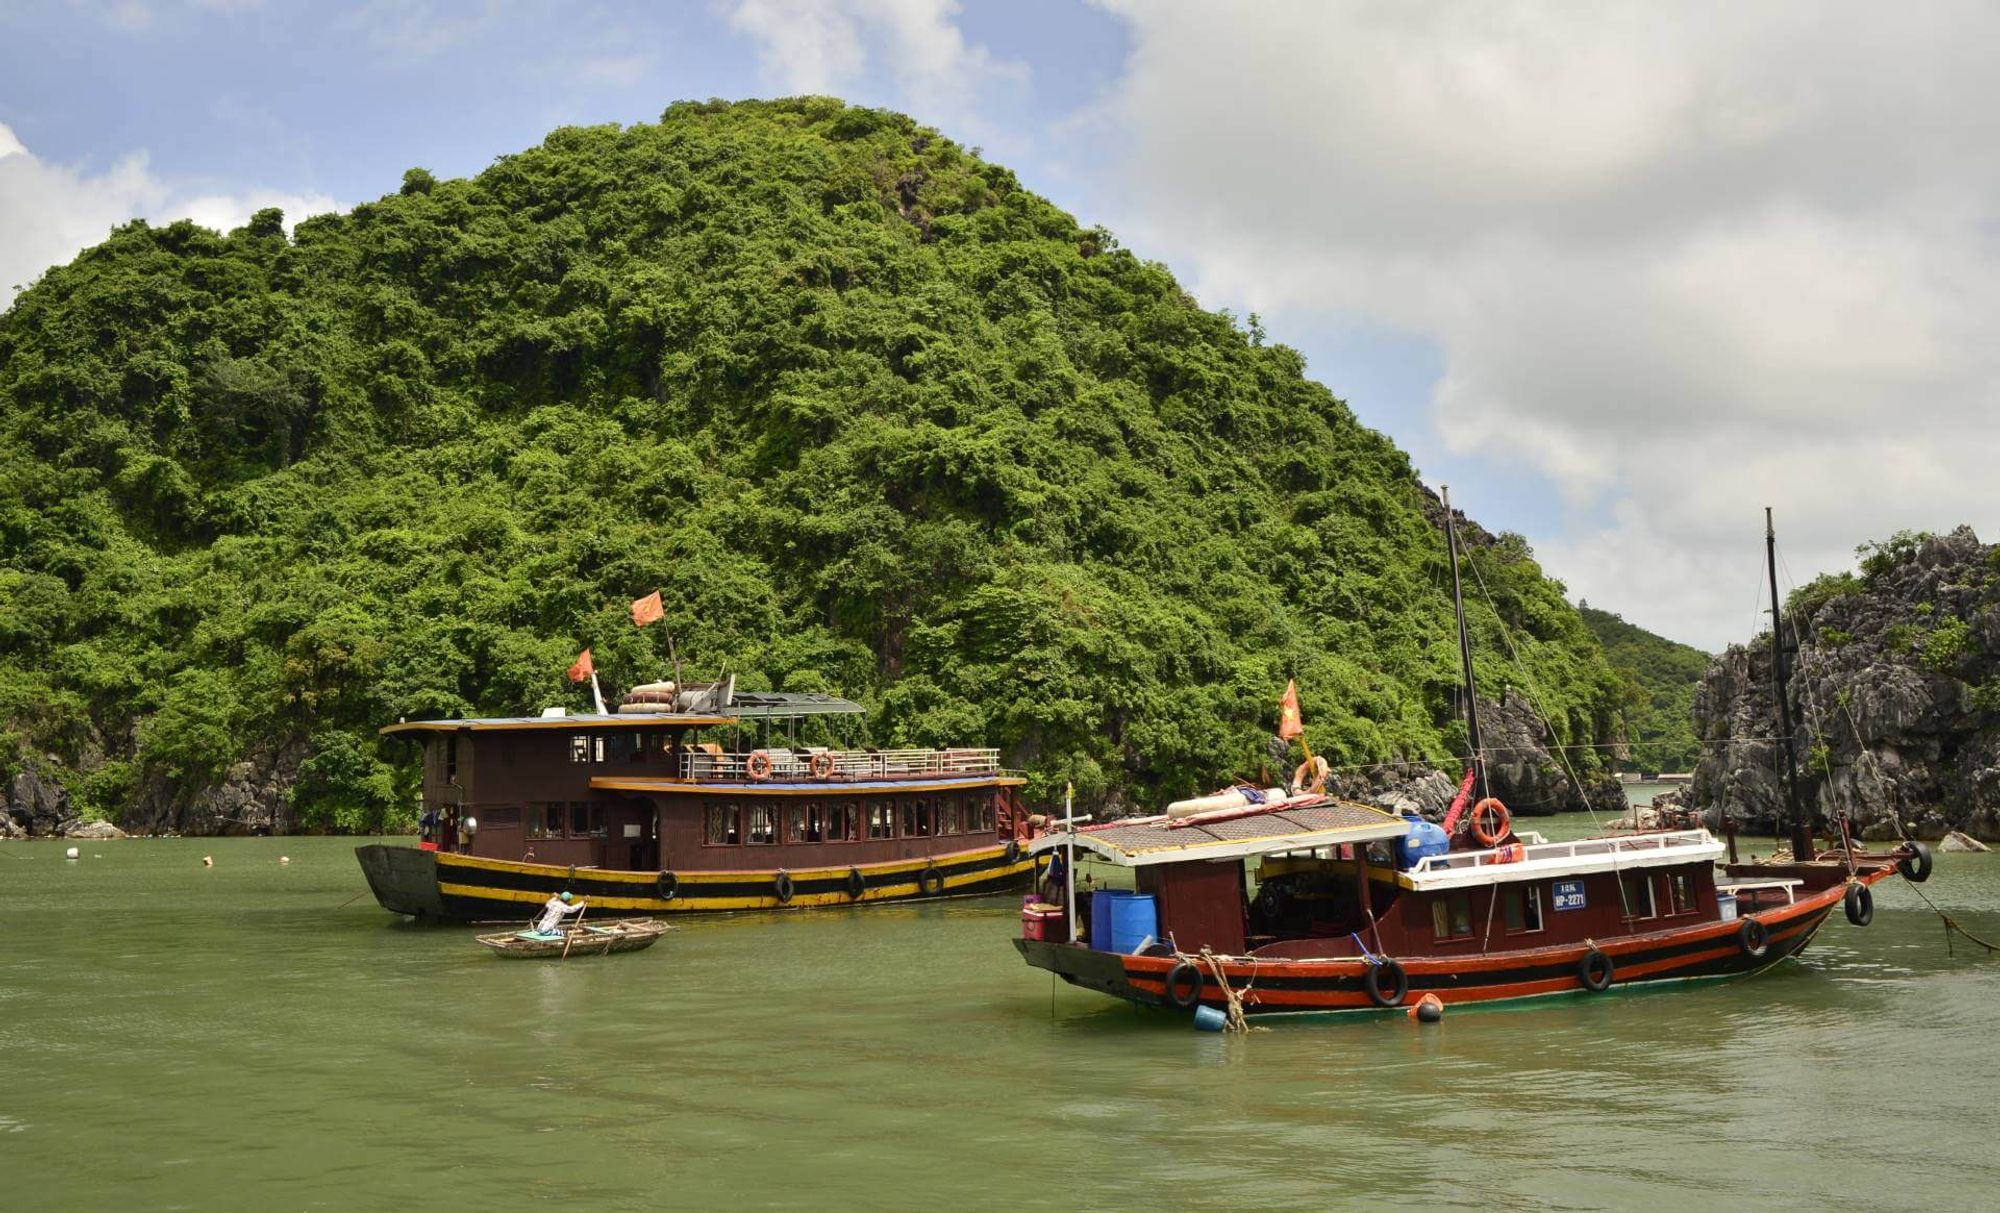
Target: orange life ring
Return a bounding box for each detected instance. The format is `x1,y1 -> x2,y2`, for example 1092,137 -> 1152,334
1292,755 -> 1329,795
745,750 -> 773,781
1470,798 -> 1512,847
808,751 -> 836,779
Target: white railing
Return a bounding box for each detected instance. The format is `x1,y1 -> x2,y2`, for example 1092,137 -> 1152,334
676,747 -> 1004,782
1407,828 -> 1718,875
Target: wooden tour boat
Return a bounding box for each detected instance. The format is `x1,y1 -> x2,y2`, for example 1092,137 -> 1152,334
357,680 -> 1039,923
476,917 -> 670,958
1016,498 -> 1934,1022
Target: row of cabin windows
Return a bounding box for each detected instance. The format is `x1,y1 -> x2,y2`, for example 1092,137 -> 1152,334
705,798 -> 999,846
1430,871 -> 1703,941
569,733 -> 676,764
525,802 -> 607,840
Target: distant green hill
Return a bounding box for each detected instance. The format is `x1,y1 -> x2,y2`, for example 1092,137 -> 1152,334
1581,605 -> 1709,772
1,97 -> 1625,831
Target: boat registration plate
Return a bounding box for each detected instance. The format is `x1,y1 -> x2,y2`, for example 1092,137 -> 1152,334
1552,880 -> 1587,911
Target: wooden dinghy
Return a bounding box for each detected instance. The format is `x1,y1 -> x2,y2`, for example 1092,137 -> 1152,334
475,917 -> 670,959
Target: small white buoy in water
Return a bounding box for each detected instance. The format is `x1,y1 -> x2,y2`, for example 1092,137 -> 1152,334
202,855 -> 214,867
65,847 -> 79,860
279,856 -> 291,865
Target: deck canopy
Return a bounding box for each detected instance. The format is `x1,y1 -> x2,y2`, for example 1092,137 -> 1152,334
380,713 -> 732,736
719,691 -> 866,718
1030,799 -> 1410,868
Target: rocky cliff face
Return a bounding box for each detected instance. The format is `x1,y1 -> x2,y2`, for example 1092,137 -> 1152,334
1691,526 -> 2000,840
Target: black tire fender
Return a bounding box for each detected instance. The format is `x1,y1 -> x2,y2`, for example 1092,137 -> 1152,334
1165,959 -> 1204,1010
1844,882 -> 1874,927
1005,838 -> 1022,865
774,871 -> 794,905
656,870 -> 678,902
846,867 -> 866,900
918,866 -> 945,897
1363,958 -> 1409,1008
1899,841 -> 1934,883
1737,917 -> 1770,958
1578,948 -> 1614,992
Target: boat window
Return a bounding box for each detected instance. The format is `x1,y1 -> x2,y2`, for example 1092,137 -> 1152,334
868,802 -> 894,839
834,804 -> 858,841
594,736 -> 606,763
940,800 -> 960,835
1668,872 -> 1697,914
1622,873 -> 1658,919
566,802 -> 604,838
1431,893 -> 1475,941
706,804 -> 740,846
570,735 -> 590,764
526,804 -> 553,839
445,736 -> 459,781
1503,885 -> 1544,933
746,806 -> 777,845
788,805 -> 810,843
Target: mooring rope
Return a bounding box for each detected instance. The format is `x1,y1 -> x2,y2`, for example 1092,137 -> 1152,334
1182,945 -> 1266,1033
1900,879 -> 2000,956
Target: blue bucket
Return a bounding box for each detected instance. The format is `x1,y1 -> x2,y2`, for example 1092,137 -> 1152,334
1193,1005 -> 1228,1032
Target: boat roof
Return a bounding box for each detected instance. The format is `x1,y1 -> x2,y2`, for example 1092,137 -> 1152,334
380,713 -> 733,736
1029,798 -> 1410,868
722,691 -> 866,718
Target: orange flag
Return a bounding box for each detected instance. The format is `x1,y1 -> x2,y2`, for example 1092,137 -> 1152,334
630,590 -> 665,628
567,649 -> 595,683
1277,679 -> 1304,741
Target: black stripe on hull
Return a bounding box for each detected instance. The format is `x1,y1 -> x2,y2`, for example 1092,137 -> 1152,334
357,843 -> 1035,922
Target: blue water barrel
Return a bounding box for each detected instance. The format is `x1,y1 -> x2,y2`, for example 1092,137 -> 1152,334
1089,890 -> 1160,954
1398,820 -> 1449,868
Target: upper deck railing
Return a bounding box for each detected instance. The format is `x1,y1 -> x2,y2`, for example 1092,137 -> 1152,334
1406,828 -> 1720,876
674,747 -> 1006,782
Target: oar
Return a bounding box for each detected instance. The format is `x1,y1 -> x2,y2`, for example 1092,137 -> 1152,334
560,904 -> 587,963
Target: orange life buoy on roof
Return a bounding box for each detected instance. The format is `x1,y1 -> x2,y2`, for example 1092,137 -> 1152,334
1470,797 -> 1512,847
1292,755 -> 1330,795
745,750 -> 773,781
809,751 -> 836,779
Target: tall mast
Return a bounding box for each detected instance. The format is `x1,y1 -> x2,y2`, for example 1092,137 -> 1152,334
1766,507 -> 1812,861
1442,487 -> 1486,801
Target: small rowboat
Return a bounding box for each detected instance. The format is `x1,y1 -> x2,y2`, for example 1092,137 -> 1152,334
475,917 -> 670,959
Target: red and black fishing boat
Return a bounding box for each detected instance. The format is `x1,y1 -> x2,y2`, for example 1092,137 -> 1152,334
1015,496 -> 1934,1021
357,680 -> 1038,922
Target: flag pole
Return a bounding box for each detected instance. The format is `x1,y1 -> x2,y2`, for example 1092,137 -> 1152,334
1064,782 -> 1079,944
588,670 -> 608,716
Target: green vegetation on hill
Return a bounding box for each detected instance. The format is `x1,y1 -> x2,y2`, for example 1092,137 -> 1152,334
0,98 -> 1624,831
1580,604 -> 1708,772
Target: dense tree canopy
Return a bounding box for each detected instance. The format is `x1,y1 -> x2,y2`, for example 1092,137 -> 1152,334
1,98 -> 1627,831
1581,604 -> 1709,772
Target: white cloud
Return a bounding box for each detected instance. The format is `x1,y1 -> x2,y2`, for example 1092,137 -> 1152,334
1089,1 -> 2000,648
722,0 -> 1028,136
0,122 -> 338,297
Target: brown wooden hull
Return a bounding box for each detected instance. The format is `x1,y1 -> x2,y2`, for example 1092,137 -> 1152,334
359,840 -> 1037,922
1018,867 -> 1894,1017
475,918 -> 668,958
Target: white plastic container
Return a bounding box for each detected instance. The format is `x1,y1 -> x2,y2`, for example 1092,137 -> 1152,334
1717,892 -> 1738,922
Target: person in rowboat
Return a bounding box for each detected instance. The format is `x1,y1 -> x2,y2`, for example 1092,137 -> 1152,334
533,891 -> 587,935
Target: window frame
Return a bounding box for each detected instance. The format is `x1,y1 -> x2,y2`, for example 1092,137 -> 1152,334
1503,884 -> 1544,934
705,803 -> 741,847
1622,872 -> 1658,920
1431,892 -> 1476,941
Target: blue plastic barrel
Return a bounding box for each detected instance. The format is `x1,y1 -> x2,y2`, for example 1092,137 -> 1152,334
1193,1005 -> 1228,1032
1089,890 -> 1160,954
1398,820 -> 1450,868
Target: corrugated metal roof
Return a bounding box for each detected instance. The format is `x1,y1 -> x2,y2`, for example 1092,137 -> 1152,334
720,691 -> 866,718
1031,799 -> 1410,868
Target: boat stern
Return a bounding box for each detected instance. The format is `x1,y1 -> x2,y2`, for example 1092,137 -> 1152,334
1014,938 -> 1158,1005
354,844 -> 445,917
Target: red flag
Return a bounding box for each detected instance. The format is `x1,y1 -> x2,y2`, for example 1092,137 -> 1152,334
630,590 -> 664,628
1277,679 -> 1304,741
567,648 -> 595,683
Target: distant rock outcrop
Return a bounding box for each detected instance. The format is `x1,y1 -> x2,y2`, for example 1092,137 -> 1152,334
1692,526 -> 2000,840
5,760 -> 71,837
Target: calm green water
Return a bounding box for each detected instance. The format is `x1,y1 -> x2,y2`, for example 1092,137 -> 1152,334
5,829 -> 1998,1211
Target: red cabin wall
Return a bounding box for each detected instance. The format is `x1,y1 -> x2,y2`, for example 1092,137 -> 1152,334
1138,861 -> 1247,955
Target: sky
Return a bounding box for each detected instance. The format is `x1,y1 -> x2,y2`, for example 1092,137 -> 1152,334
3,1 -> 1996,651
